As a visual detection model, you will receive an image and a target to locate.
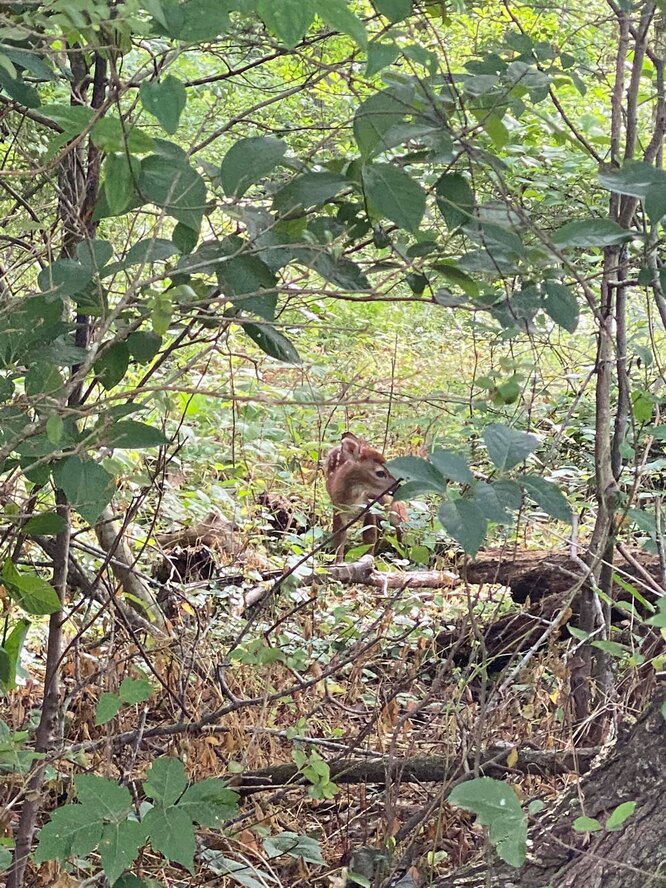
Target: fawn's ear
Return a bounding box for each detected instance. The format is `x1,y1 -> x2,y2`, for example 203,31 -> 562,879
340,432 -> 362,456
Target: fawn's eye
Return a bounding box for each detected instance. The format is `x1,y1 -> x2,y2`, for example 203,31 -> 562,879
375,469 -> 387,479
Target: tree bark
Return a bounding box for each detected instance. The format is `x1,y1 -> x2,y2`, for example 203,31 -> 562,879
423,688 -> 666,888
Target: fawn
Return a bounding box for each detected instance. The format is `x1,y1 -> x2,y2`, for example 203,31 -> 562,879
325,432 -> 404,561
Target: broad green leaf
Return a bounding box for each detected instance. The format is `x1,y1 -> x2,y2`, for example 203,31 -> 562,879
435,173 -> 474,230
429,448 -> 473,484
143,806 -> 195,872
387,456 -> 447,492
145,757 -> 188,806
264,831 -> 325,864
172,221 -> 198,254
103,238 -> 179,277
362,163 -> 426,233
34,805 -> 104,862
471,481 -> 516,524
220,136 -> 287,198
243,322 -> 301,364
606,801 -> 636,831
104,152 -> 140,216
0,846 -> 11,872
449,777 -> 527,868
257,0 -> 314,47
151,292 -> 172,336
551,219 -> 632,248
90,118 -> 155,155
95,692 -> 122,725
139,154 -> 206,232
598,161 -> 666,197
178,779 -> 239,827
128,331 -> 162,364
99,819 -> 146,886
315,0 -> 366,48
0,618 -> 29,690
645,185 -> 666,224
483,423 -> 538,472
353,89 -> 410,159
0,71 -> 40,107
273,171 -> 349,214
366,40 -> 400,76
631,389 -> 653,423
542,281 -> 579,332
167,0 -> 233,40
25,363 -> 64,400
217,254 -> 277,320
573,816 -> 602,833
94,341 -> 130,390
119,678 -> 153,704
53,456 -> 115,526
104,421 -> 167,449
438,499 -> 487,556
590,639 -> 630,657
38,259 -> 92,298
75,775 -> 133,816
300,250 -> 370,291
76,239 -> 114,272
372,0 -> 412,22
140,76 -> 186,135
1,559 -> 60,615
519,474 -> 572,523
40,103 -> 94,132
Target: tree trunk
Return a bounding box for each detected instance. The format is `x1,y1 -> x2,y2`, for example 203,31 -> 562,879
424,688 -> 666,888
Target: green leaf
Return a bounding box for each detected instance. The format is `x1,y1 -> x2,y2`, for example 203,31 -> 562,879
645,185 -> 666,224
483,424 -> 538,472
590,639 -> 630,657
362,163 -> 426,233
273,171 -> 349,214
34,805 -> 104,863
95,692 -> 122,726
438,499 -> 487,556
353,89 -> 410,159
315,0 -> 366,47
606,801 -> 636,831
167,0 -> 233,41
0,618 -> 29,690
99,819 -> 146,886
387,456 -> 447,492
140,76 -> 186,135
119,678 -> 153,704
151,291 -> 172,336
217,254 -> 277,320
1,559 -> 60,615
104,421 -> 167,450
104,153 -> 140,216
471,481 -> 516,524
139,154 -> 206,232
178,779 -> 239,827
256,0 -> 314,47
365,40 -> 400,77
551,219 -> 632,248
103,238 -> 179,277
128,331 -> 162,364
90,118 -> 154,155
145,757 -> 188,806
0,846 -> 11,872
243,322 -> 301,364
143,806 -> 195,872
25,363 -> 64,400
429,448 -> 473,484
519,474 -> 572,523
75,775 -> 133,816
53,456 -> 115,526
542,281 -> 579,332
264,831 -> 325,864
372,0 -> 412,22
40,103 -> 94,132
573,816 -> 602,833
38,259 -> 93,298
631,389 -> 653,423
94,341 -> 130,390
220,136 -> 287,198
0,71 -> 40,107
598,161 -> 666,197
449,777 -> 527,867
435,173 -> 474,230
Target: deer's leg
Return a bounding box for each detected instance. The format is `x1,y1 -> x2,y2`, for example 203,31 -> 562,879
361,512 -> 379,555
